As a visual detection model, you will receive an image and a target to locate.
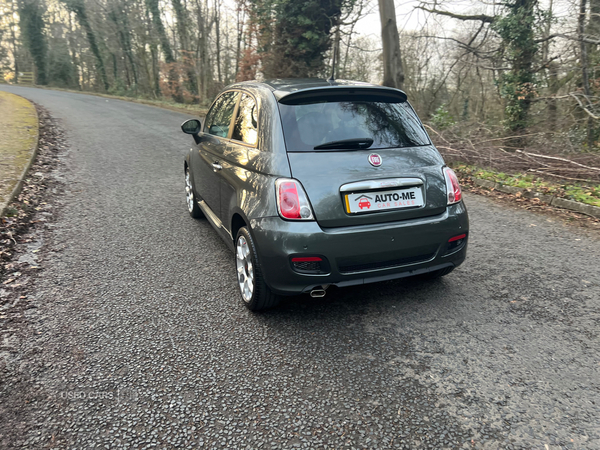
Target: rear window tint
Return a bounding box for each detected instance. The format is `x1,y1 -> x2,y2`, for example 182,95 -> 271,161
278,101 -> 430,151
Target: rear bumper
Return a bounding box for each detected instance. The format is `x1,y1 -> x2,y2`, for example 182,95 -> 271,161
249,202 -> 469,295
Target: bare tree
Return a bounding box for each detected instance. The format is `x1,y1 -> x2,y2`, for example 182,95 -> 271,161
378,0 -> 404,89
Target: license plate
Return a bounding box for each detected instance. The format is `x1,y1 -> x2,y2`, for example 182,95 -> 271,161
345,186 -> 424,214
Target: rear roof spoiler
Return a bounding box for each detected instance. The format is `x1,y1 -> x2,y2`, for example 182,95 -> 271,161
276,86 -> 408,105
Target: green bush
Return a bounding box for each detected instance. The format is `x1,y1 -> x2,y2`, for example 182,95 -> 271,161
431,104 -> 455,130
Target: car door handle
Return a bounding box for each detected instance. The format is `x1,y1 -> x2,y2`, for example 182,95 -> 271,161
212,162 -> 222,172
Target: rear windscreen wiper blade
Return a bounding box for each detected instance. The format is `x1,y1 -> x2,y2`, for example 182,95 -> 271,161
314,138 -> 374,150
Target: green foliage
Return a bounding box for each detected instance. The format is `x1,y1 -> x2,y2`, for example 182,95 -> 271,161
47,39 -> 76,88
249,0 -> 354,78
17,0 -> 48,85
431,104 -> 455,129
492,0 -> 539,131
108,78 -> 142,98
4,207 -> 18,217
60,0 -> 109,91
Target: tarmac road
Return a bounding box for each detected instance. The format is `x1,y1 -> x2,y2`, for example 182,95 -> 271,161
1,85 -> 600,449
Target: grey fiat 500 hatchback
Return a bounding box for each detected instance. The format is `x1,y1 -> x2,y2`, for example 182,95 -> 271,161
181,79 -> 468,311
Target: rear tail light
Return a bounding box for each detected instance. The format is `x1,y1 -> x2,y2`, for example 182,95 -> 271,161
443,167 -> 462,205
276,179 -> 314,220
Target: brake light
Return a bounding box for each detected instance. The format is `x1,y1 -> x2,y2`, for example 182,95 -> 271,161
276,179 -> 314,220
443,167 -> 462,205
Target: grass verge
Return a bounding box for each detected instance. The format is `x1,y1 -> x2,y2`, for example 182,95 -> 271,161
0,91 -> 38,214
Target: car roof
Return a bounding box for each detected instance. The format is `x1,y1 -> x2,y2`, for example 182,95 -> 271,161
226,78 -> 408,103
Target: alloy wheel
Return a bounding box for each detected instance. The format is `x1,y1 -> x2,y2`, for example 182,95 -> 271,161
185,169 -> 194,212
236,235 -> 254,302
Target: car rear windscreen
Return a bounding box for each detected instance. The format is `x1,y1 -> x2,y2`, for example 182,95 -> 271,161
278,100 -> 430,152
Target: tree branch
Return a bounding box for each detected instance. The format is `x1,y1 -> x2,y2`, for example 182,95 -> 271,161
516,149 -> 600,171
527,170 -> 595,183
569,93 -> 600,120
415,6 -> 495,23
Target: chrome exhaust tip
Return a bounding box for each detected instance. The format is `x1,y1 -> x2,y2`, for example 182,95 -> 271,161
310,289 -> 326,298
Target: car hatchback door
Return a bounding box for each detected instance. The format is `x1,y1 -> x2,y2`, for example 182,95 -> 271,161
278,94 -> 448,228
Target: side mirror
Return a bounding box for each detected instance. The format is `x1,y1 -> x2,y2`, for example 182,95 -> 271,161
181,119 -> 202,135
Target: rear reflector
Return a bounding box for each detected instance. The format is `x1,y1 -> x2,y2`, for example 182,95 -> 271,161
448,234 -> 467,242
290,255 -> 330,274
292,257 -> 323,262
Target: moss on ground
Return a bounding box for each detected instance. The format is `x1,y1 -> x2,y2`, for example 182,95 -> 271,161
0,91 -> 38,206
452,164 -> 600,208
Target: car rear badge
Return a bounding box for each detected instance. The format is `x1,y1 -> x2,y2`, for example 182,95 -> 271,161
368,154 -> 382,167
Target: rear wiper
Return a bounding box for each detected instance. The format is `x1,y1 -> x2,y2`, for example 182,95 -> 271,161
314,138 -> 374,150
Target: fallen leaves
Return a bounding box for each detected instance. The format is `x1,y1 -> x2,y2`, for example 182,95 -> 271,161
1,104 -> 65,286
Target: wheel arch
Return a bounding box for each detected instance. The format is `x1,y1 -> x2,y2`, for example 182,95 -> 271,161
231,211 -> 248,243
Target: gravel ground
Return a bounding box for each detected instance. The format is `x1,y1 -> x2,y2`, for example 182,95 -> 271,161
1,85 -> 599,450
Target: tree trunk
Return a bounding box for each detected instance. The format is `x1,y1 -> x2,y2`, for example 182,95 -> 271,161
108,4 -> 138,87
195,0 -> 214,102
542,0 -> 553,64
17,0 -> 48,85
66,10 -> 80,89
150,44 -> 160,98
146,0 -> 183,102
171,0 -> 197,95
590,0 -> 600,45
235,4 -> 244,81
548,61 -> 558,130
579,0 -> 594,149
62,0 -> 109,91
9,0 -> 20,83
342,22 -> 357,78
378,0 -> 404,89
215,0 -> 222,84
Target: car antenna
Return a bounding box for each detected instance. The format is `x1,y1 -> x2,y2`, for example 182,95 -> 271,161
328,43 -> 337,83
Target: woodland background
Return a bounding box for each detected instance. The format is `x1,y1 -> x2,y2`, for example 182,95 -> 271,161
2,0 -> 600,185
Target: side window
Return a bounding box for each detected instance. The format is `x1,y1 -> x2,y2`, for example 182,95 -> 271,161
231,94 -> 258,146
204,91 -> 240,138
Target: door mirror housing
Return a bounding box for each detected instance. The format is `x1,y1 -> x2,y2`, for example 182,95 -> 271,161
181,119 -> 202,135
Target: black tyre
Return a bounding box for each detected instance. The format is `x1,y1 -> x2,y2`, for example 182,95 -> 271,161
235,227 -> 280,311
185,166 -> 203,218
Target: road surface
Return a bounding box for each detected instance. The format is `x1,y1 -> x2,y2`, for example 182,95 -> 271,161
1,86 -> 599,449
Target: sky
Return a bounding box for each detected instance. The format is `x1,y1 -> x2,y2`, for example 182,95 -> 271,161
355,0 -> 426,39
354,0 -> 574,40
